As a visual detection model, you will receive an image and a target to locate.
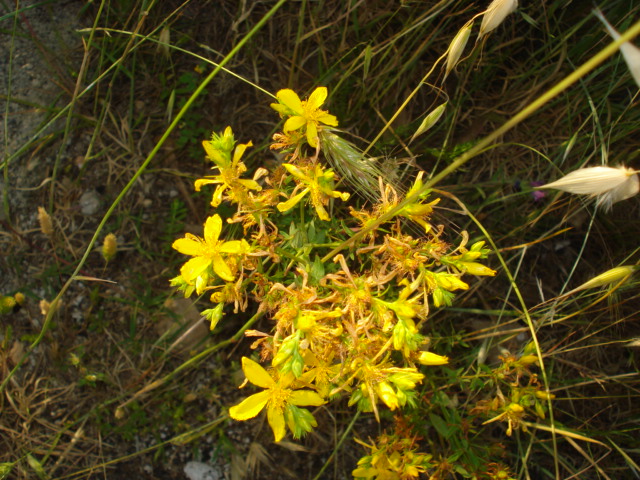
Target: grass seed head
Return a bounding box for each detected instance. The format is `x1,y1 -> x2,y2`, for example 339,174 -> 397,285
539,165 -> 639,211
594,8 -> 640,88
102,233 -> 117,262
37,206 -> 54,236
479,0 -> 518,39
445,21 -> 473,79
569,265 -> 636,294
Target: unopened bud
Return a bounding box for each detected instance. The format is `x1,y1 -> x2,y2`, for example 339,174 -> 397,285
535,390 -> 556,401
519,355 -> 539,365
507,403 -> 524,413
417,351 -> 449,366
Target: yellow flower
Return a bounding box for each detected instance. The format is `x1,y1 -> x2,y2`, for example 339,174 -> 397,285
229,357 -> 325,442
197,139 -> 261,207
277,163 -> 350,220
172,214 -> 250,283
270,87 -> 338,148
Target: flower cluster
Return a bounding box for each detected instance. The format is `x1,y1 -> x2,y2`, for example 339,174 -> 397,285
171,88 -> 496,458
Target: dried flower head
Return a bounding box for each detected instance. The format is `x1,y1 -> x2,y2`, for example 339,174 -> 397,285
538,165 -> 639,211
479,0 -> 518,39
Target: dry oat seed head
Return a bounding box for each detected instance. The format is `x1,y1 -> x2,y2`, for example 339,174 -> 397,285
157,26 -> 171,59
37,206 -> 54,236
445,21 -> 473,79
538,166 -> 639,210
479,0 -> 518,39
568,265 -> 636,294
410,102 -> 447,143
594,8 -> 640,88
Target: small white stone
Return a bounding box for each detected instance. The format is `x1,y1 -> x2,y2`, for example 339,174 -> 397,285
183,461 -> 222,480
79,190 -> 101,216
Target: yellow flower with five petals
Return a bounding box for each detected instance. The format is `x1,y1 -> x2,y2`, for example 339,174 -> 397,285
172,214 -> 250,284
229,357 -> 325,442
198,130 -> 261,207
270,87 -> 338,148
277,163 -> 350,220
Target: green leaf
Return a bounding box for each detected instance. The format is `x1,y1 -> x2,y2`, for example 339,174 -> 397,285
429,413 -> 452,439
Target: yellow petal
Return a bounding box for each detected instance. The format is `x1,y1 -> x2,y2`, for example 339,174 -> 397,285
238,179 -> 262,191
180,256 -> 211,282
306,86 -> 328,110
377,381 -> 399,410
314,202 -> 329,221
219,240 -> 247,254
172,237 -> 204,256
283,115 -> 306,133
270,103 -> 289,115
277,189 -> 310,213
229,391 -> 270,420
204,215 -> 222,245
242,356 -> 275,388
212,253 -> 235,282
232,141 -> 253,166
276,89 -> 303,114
306,121 -> 319,148
267,404 -> 286,442
194,178 -> 219,191
317,111 -> 338,127
282,163 -> 309,181
352,467 -> 378,478
211,185 -> 225,207
289,390 -> 325,407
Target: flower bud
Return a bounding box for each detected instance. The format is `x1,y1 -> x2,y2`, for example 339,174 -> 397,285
507,403 -> 524,413
518,355 -> 539,366
417,351 -> 449,366
535,390 -> 556,401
